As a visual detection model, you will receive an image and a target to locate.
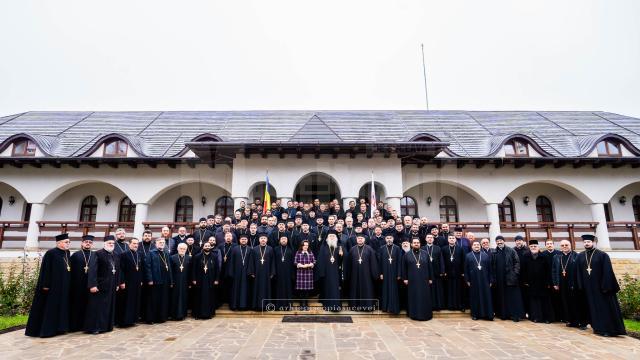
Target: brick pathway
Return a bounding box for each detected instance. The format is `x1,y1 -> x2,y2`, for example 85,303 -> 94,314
1,317 -> 639,359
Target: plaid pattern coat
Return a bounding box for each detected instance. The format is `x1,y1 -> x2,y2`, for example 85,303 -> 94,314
294,251 -> 316,290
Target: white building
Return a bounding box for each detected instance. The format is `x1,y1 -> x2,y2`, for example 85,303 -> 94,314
0,110 -> 639,252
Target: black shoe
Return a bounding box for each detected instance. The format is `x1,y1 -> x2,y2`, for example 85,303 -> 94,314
579,326 -> 587,331
472,317 -> 478,320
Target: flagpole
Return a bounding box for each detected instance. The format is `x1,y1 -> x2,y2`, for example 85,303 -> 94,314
421,43 -> 430,111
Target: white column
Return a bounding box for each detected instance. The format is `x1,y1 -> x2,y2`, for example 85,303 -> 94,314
590,203 -> 611,250
485,203 -> 501,246
233,197 -> 249,212
385,196 -> 402,216
133,203 -> 149,240
342,197 -> 356,211
25,203 -> 46,250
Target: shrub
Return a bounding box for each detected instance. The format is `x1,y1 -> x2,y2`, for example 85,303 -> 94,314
619,274 -> 640,320
0,257 -> 40,316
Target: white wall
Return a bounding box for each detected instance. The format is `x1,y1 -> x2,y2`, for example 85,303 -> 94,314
43,183 -> 126,222
404,182 -> 485,221
0,183 -> 27,221
609,183 -> 640,222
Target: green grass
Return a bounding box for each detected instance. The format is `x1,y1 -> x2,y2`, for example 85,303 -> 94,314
0,315 -> 28,331
625,319 -> 640,333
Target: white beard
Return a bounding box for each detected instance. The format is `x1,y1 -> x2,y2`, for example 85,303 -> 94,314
327,238 -> 338,248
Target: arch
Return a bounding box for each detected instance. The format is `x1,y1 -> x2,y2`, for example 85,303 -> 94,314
77,133 -> 144,157
216,196 -> 234,218
409,133 -> 441,142
489,134 -> 553,157
175,133 -> 223,157
80,195 -> 98,222
403,179 -> 489,204
174,196 -> 193,222
248,181 -> 278,203
583,133 -> 640,157
358,181 -> 386,204
400,196 -> 418,217
293,172 -> 341,203
498,179 -> 594,204
439,196 -> 458,222
118,197 -> 136,222
147,179 -> 231,205
0,181 -> 30,220
42,179 -> 133,204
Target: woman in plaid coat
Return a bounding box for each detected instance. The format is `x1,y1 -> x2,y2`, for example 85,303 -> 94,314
294,240 -> 316,309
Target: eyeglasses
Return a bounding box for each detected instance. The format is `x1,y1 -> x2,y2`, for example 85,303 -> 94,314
560,244 -> 569,247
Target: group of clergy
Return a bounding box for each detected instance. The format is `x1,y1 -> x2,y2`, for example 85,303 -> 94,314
24,200 -> 627,338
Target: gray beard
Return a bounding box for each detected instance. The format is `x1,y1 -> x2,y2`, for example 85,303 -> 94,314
327,238 -> 338,248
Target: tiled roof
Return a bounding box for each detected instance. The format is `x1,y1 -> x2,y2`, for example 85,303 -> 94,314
0,110 -> 639,158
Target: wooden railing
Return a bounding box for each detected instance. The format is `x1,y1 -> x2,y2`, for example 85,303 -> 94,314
0,221 -> 29,249
500,221 -> 598,248
607,221 -> 640,250
36,221 -> 135,241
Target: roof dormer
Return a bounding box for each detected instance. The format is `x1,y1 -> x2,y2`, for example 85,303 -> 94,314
582,134 -> 640,158
0,134 -> 51,157
82,134 -> 143,158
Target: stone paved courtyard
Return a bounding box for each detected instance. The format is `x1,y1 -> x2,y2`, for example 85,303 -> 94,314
1,317 -> 639,359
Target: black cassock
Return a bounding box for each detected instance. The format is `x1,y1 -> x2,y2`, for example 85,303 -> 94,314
25,248 -> 72,337
401,249 -> 432,321
576,249 -> 626,336
218,242 -> 237,306
441,244 -> 466,310
273,245 -> 295,310
344,245 -> 379,310
492,246 -> 525,321
464,251 -> 494,320
84,249 -> 120,333
118,250 -> 143,327
227,245 -> 253,310
521,253 -> 553,323
192,252 -> 219,319
423,244 -> 445,310
68,249 -> 91,332
377,244 -> 402,314
145,249 -> 173,323
542,249 -> 563,321
138,242 -> 153,323
551,251 -> 588,328
250,245 -> 276,311
315,244 -> 345,311
170,254 -> 191,320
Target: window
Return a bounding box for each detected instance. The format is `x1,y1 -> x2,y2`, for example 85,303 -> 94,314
536,196 -> 554,222
596,140 -> 622,157
103,140 -> 128,157
80,196 -> 98,222
12,140 -> 36,156
504,139 -> 529,157
118,197 -> 136,222
439,196 -> 458,222
216,196 -> 234,218
400,196 -> 418,217
498,197 -> 515,222
633,195 -> 640,222
175,196 -> 193,222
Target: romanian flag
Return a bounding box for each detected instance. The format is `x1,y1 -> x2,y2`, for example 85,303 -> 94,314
263,172 -> 271,213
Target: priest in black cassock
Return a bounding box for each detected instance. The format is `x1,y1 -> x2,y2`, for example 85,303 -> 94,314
145,237 -> 173,323
191,242 -> 219,319
344,234 -> 379,311
84,236 -> 121,334
315,232 -> 345,311
170,243 -> 192,320
25,233 -> 72,338
273,234 -> 295,310
227,234 -> 253,310
492,235 -> 525,321
118,238 -> 143,327
441,234 -> 465,311
521,240 -> 553,323
542,239 -> 562,322
576,234 -> 626,336
249,234 -> 276,311
464,240 -> 494,321
68,234 -> 93,332
377,234 -> 402,314
423,234 -> 445,310
402,238 -> 433,321
218,233 -> 237,306
138,230 -> 154,323
551,239 -> 588,329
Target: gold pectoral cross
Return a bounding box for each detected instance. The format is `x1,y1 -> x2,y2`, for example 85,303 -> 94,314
358,258 -> 362,264
416,262 -> 420,269
180,265 -> 184,272
562,270 -> 566,277
261,259 -> 265,265
388,258 -> 392,264
587,267 -> 592,275
204,265 -> 208,273
67,266 -> 71,272
84,266 -> 88,273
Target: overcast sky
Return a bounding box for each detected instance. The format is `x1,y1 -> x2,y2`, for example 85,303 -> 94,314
1,1 -> 639,117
